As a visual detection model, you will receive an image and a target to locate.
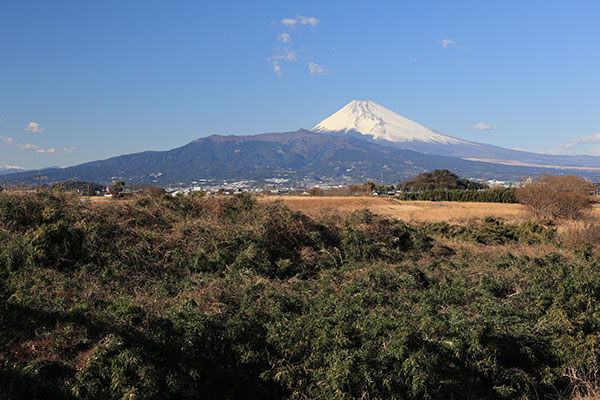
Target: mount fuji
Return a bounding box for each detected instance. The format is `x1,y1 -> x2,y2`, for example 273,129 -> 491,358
312,100 -> 600,170
313,100 -> 466,145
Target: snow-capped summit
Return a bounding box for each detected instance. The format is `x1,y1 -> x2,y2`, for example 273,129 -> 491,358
312,100 -> 465,145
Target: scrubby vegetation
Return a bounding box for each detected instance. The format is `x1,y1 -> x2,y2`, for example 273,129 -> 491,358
1,190 -> 600,399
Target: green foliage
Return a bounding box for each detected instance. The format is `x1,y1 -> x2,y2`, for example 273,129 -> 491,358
421,217 -> 556,245
52,181 -> 105,196
396,187 -> 516,203
341,209 -> 431,261
0,191 -> 599,399
397,169 -> 488,192
110,181 -> 125,198
28,221 -> 85,270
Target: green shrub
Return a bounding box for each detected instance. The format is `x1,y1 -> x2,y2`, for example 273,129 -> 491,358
421,217 -> 556,245
0,191 -> 599,399
396,188 -> 516,203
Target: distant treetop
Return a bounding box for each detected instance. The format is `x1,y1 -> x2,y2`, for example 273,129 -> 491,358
52,180 -> 105,195
397,169 -> 488,192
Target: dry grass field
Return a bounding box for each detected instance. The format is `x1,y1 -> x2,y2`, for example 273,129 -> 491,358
259,195 -> 600,226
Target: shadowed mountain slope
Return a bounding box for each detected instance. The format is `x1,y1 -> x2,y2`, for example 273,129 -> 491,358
5,130 -> 600,186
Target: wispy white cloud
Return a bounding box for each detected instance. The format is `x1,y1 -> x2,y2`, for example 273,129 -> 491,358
268,47 -> 296,61
281,15 -> 318,28
281,18 -> 295,27
308,61 -> 330,75
438,38 -> 456,48
269,15 -> 326,78
4,132 -> 71,154
18,143 -> 58,154
0,163 -> 24,170
545,132 -> 600,155
18,143 -> 38,151
278,33 -> 291,43
472,122 -> 499,132
0,136 -> 13,145
25,122 -> 45,133
268,45 -> 296,78
272,61 -> 283,77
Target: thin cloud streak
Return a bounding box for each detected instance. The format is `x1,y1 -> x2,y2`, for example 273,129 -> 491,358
0,136 -> 14,145
545,132 -> 600,155
17,142 -> 69,154
472,122 -> 499,132
281,15 -> 318,28
0,163 -> 24,170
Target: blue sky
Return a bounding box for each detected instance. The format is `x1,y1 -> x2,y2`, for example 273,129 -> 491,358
1,0 -> 599,169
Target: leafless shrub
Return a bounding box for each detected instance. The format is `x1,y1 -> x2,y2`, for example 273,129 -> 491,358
308,187 -> 325,196
516,175 -> 593,220
563,367 -> 600,400
559,220 -> 600,250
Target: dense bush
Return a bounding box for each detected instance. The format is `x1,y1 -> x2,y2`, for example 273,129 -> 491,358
1,190 -> 600,399
396,169 -> 488,192
421,217 -> 556,245
396,187 -> 516,203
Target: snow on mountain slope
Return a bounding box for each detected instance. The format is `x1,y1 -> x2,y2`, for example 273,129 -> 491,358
312,100 -> 600,170
312,100 -> 466,145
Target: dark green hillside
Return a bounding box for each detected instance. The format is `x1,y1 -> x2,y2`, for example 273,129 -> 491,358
1,191 -> 599,399
4,131 -> 600,186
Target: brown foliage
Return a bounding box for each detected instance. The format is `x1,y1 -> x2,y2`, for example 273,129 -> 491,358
308,187 -> 325,196
558,220 -> 600,250
516,174 -> 593,219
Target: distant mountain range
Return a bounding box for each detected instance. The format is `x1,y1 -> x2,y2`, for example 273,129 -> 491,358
4,101 -> 599,186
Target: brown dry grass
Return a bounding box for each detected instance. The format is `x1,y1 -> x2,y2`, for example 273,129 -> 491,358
259,196 -> 528,224
260,196 -> 600,228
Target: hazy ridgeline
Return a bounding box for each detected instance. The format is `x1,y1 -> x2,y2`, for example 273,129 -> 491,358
1,191 -> 600,399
